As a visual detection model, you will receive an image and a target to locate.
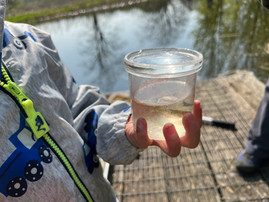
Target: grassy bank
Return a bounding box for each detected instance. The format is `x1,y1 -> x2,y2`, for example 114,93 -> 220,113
5,0 -> 140,24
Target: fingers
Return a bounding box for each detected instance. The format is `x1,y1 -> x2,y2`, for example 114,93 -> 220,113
163,123 -> 182,157
152,123 -> 181,157
176,100 -> 202,148
125,100 -> 202,156
135,118 -> 152,148
180,113 -> 201,148
193,100 -> 202,127
125,117 -> 152,148
124,114 -> 134,136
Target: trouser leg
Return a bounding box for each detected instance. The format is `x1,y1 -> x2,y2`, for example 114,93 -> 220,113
245,79 -> 269,159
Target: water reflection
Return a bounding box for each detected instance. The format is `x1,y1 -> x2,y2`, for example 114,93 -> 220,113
194,0 -> 269,83
79,13 -> 124,92
141,0 -> 188,46
37,0 -> 269,93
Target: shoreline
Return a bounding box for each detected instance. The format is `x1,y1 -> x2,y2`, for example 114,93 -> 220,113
38,0 -> 148,23
6,0 -> 149,24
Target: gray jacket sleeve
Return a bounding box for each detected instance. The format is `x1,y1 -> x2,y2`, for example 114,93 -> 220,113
29,24 -> 144,165
1,21 -> 142,201
70,84 -> 144,165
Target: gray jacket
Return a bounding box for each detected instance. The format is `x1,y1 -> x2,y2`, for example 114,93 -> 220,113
0,21 -> 142,201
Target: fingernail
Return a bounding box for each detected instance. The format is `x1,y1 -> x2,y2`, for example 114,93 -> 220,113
164,123 -> 175,135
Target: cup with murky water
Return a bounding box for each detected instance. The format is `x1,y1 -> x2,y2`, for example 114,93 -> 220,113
124,48 -> 203,140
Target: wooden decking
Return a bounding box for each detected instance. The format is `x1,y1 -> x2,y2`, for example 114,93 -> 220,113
107,71 -> 269,202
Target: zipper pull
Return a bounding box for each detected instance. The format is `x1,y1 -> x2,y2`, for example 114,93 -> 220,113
4,80 -> 49,139
21,98 -> 50,139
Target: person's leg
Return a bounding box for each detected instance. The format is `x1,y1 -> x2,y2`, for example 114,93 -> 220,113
236,79 -> 269,172
246,79 -> 269,158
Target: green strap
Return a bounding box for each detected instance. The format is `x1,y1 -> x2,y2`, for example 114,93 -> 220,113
1,65 -> 94,202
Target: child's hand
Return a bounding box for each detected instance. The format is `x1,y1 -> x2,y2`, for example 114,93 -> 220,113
125,100 -> 202,157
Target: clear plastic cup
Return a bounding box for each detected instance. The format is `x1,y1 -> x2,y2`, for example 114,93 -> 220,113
124,48 -> 203,140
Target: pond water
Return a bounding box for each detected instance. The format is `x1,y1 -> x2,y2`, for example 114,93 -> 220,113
37,0 -> 269,93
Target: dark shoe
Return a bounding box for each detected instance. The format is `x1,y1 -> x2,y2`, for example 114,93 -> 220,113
236,151 -> 262,173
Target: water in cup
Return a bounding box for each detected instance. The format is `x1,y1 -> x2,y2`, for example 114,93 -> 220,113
131,80 -> 194,140
124,48 -> 203,141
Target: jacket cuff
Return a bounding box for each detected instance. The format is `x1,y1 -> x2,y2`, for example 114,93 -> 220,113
96,101 -> 144,165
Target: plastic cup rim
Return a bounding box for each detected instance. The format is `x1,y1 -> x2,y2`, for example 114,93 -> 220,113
124,48 -> 203,77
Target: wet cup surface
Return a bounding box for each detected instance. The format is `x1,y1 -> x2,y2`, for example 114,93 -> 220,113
124,48 -> 203,140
